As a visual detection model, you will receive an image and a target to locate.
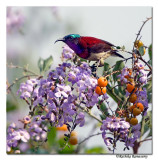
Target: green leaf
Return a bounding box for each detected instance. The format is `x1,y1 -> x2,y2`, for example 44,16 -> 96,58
116,46 -> 121,49
38,57 -> 44,73
143,81 -> 152,103
104,62 -> 110,71
37,56 -> 53,73
138,46 -> 145,56
43,56 -> 53,72
100,114 -> 106,120
100,102 -> 107,112
7,100 -> 18,112
113,60 -> 125,82
58,137 -> 75,154
148,128 -> 152,137
118,86 -> 126,95
47,127 -> 57,147
141,111 -> 152,137
148,44 -> 152,60
85,146 -> 106,154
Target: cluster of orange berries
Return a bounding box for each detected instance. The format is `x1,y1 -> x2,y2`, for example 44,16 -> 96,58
95,77 -> 108,95
125,102 -> 144,125
124,70 -> 145,125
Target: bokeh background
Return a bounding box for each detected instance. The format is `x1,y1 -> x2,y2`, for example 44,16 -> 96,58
7,6 -> 152,154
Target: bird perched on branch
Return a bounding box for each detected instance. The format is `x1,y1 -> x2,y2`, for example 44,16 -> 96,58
55,34 -> 124,66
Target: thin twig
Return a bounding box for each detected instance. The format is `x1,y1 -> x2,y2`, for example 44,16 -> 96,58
7,63 -> 39,76
7,74 -> 39,92
79,105 -> 102,123
78,132 -> 102,145
138,57 -> 152,71
139,138 -> 152,144
132,17 -> 152,52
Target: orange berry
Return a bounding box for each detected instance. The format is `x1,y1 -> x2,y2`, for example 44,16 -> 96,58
69,136 -> 78,145
143,48 -> 146,55
134,103 -> 144,112
98,77 -> 108,87
127,78 -> 134,83
70,131 -> 77,137
130,117 -> 138,125
126,117 -> 130,123
129,105 -> 136,112
124,69 -> 132,79
95,86 -> 106,95
129,93 -> 137,103
134,40 -> 144,49
133,108 -> 141,116
56,124 -> 68,131
126,83 -> 137,93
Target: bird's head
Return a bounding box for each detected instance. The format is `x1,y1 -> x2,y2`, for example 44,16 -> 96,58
55,34 -> 81,46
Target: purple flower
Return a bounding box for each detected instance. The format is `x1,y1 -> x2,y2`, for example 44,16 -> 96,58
7,123 -> 16,133
68,71 -> 78,84
28,118 -> 47,141
125,137 -> 137,148
55,84 -> 71,98
135,62 -> 144,69
101,117 -> 130,132
136,88 -> 148,108
100,117 -> 130,149
131,124 -> 141,139
117,67 -> 129,83
12,129 -> 30,142
17,79 -> 38,99
75,112 -> 85,127
7,134 -> 18,148
86,93 -> 99,107
62,45 -> 75,59
48,67 -> 66,81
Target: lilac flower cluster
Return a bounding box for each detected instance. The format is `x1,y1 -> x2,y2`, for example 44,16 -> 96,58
28,116 -> 47,141
7,7 -> 25,33
7,123 -> 30,153
100,117 -> 130,148
100,117 -> 141,151
11,50 -> 108,153
17,79 -> 38,99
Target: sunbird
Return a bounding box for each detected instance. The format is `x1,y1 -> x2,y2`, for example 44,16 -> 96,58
55,34 -> 124,66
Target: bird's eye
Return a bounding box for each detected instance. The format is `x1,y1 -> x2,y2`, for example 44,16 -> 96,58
69,36 -> 73,39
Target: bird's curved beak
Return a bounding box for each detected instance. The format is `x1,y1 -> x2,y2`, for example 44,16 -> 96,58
54,38 -> 65,44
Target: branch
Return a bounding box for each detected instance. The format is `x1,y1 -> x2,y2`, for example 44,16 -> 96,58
78,132 -> 102,146
79,105 -> 102,123
7,63 -> 39,76
139,138 -> 152,144
7,74 -> 39,92
138,56 -> 152,71
132,17 -> 152,52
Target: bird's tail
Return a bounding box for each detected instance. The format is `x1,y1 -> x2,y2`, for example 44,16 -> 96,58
111,50 -> 125,59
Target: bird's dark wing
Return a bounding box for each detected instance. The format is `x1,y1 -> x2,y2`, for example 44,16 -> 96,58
80,36 -> 114,53
88,43 -> 112,53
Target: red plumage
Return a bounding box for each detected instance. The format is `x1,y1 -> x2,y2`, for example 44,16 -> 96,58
79,36 -> 114,48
